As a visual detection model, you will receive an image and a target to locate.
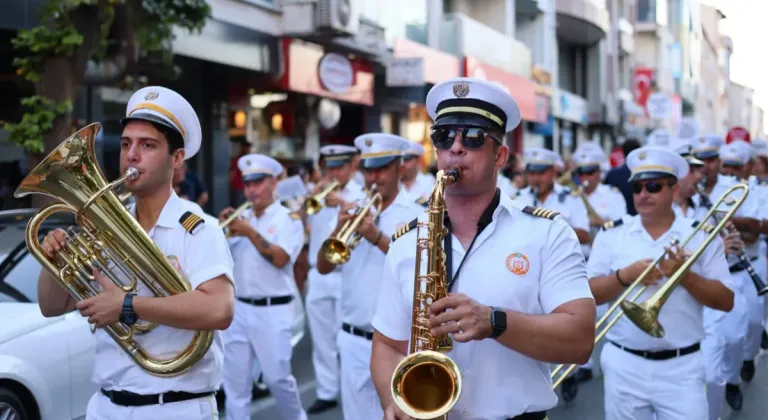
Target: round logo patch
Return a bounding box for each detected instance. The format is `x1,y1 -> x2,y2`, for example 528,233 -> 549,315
506,253 -> 530,276
166,255 -> 183,273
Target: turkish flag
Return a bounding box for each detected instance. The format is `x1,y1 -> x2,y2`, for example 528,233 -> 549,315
726,126 -> 751,144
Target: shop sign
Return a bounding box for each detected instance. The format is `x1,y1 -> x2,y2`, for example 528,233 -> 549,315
318,53 -> 355,94
552,90 -> 588,124
386,57 -> 424,87
392,38 -> 460,85
646,92 -> 673,121
465,57 -> 540,123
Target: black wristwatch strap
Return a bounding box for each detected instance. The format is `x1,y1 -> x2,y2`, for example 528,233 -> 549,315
489,306 -> 507,339
120,293 -> 137,325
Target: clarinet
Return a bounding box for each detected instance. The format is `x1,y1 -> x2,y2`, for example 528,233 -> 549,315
698,186 -> 768,296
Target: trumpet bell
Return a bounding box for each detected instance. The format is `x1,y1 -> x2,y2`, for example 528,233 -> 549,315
391,350 -> 462,419
304,198 -> 322,215
320,238 -> 351,265
620,297 -> 665,338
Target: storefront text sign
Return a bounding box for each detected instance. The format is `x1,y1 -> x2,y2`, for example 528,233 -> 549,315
318,53 -> 355,94
464,57 -> 539,123
386,57 -> 424,87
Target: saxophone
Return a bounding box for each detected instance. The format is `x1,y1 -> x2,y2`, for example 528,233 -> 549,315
390,168 -> 463,420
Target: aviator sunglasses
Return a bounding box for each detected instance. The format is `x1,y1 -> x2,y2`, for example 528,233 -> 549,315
430,127 -> 503,150
631,180 -> 674,194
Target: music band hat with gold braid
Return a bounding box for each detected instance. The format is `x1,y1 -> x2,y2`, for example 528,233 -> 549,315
121,86 -> 202,160
720,140 -> 750,167
354,133 -> 409,169
523,147 -> 559,173
238,153 -> 284,182
426,77 -> 522,134
626,146 -> 689,183
692,134 -> 724,160
319,144 -> 358,169
404,141 -> 425,159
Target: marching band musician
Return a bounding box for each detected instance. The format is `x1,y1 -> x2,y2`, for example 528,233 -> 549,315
371,77 -> 596,420
304,144 -> 365,414
588,145 -> 734,420
37,86 -> 235,419
316,133 -> 424,420
401,141 -> 436,201
218,154 -> 306,420
514,147 -> 592,245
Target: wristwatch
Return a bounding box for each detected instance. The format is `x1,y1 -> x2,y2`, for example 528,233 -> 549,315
119,293 -> 138,326
489,306 -> 507,339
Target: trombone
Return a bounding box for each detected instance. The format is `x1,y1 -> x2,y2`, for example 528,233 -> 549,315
220,200 -> 253,237
304,180 -> 340,215
551,182 -> 748,389
319,184 -> 383,265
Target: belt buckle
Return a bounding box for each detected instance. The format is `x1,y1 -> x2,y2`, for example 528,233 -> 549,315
676,348 -> 682,357
266,297 -> 272,306
159,392 -> 164,405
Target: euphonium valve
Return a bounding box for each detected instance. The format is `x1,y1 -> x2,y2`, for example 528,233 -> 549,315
390,168 -> 462,420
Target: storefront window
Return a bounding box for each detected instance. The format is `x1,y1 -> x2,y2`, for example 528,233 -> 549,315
361,0 -> 428,46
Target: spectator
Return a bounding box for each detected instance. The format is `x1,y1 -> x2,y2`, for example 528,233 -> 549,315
229,139 -> 250,206
603,138 -> 641,215
173,162 -> 209,207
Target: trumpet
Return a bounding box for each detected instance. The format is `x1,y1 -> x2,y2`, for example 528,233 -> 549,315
391,168 -> 462,420
220,201 -> 253,237
551,183 -> 748,389
319,184 -> 383,265
304,180 -> 340,215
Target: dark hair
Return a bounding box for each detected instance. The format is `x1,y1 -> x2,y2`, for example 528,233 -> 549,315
148,121 -> 185,154
622,139 -> 641,157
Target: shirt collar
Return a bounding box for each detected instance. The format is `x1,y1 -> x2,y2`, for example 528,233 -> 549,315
627,211 -> 688,237
253,200 -> 282,219
445,188 -> 502,230
129,189 -> 184,229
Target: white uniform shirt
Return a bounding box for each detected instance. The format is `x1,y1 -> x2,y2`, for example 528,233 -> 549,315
228,201 -> 304,298
93,191 -> 235,394
582,184 -> 628,258
587,214 -> 734,350
333,189 -> 424,330
403,172 -> 435,201
372,192 -> 593,418
514,184 -> 590,232
497,174 -> 517,197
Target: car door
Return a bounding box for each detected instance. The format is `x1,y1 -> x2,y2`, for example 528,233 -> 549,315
63,309 -> 98,418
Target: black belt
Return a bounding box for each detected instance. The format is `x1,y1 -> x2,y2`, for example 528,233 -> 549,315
342,323 -> 373,340
730,257 -> 758,273
507,411 -> 547,420
100,389 -> 214,407
610,341 -> 700,361
237,295 -> 293,306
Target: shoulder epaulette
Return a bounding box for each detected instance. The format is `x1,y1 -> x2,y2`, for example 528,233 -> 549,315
602,218 -> 624,231
611,186 -> 620,192
179,211 -> 205,234
558,189 -> 570,203
391,218 -> 418,242
691,220 -> 715,234
522,206 -> 560,220
290,212 -> 301,220
415,196 -> 429,207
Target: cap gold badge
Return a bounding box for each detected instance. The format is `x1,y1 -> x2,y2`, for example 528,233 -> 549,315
145,91 -> 159,101
453,82 -> 469,98
365,138 -> 373,147
638,151 -> 647,161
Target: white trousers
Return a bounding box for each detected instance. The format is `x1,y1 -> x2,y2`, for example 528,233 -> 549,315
338,329 -> 383,420
742,256 -> 767,361
223,301 -> 307,420
306,268 -> 342,400
600,343 -> 707,420
86,391 -> 217,420
701,331 -> 727,420
720,270 -> 755,383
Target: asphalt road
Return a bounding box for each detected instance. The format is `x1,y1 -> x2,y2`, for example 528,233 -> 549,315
234,331 -> 768,420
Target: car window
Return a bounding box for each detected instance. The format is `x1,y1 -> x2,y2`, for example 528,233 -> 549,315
0,251 -> 41,303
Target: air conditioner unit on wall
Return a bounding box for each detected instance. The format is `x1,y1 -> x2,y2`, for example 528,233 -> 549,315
282,0 -> 360,37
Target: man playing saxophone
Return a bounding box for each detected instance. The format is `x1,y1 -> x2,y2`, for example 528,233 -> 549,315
370,78 -> 596,420
316,134 -> 423,420
36,86 -> 235,419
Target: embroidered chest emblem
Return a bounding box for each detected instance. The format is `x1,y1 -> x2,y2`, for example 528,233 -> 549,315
166,255 -> 182,273
506,253 -> 530,275
267,225 -> 277,235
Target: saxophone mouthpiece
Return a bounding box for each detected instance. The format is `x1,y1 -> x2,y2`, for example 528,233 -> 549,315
447,168 -> 461,182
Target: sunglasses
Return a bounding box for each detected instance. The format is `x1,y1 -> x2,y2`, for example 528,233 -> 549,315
631,181 -> 673,194
430,127 -> 502,150
576,168 -> 599,176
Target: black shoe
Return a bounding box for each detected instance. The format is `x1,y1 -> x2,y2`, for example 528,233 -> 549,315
307,399 -> 338,414
560,376 -> 579,403
762,331 -> 768,350
726,383 -> 743,411
574,368 -> 593,383
742,360 -> 756,383
252,375 -> 271,400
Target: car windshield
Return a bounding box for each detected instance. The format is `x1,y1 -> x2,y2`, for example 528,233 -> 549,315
0,249 -> 40,303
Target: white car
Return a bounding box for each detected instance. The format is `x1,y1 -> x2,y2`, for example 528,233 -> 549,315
0,209 -> 306,420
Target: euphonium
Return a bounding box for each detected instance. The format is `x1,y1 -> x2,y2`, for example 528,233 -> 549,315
319,184 -> 383,265
304,180 -> 340,215
13,123 -> 214,377
390,168 -> 462,420
220,200 -> 253,237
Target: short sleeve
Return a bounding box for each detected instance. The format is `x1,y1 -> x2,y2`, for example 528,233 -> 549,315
586,230 -> 614,279
184,223 -> 235,290
569,197 -> 590,231
274,216 -> 306,264
539,218 -> 593,313
371,244 -> 412,341
696,232 -> 735,293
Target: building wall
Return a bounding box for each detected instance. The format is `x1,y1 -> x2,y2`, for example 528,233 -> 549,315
728,82 -> 754,131
445,0 -> 515,35
697,4 -> 723,134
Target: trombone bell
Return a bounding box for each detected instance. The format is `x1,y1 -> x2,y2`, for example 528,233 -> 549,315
619,300 -> 665,338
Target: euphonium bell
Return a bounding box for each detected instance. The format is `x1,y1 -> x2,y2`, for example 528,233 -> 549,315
304,180 -> 340,215
14,122 -> 214,377
320,184 -> 382,265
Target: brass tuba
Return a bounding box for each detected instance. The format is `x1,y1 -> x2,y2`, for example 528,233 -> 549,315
320,184 -> 382,265
304,180 -> 340,215
14,123 -> 213,377
220,200 -> 253,237
390,168 -> 462,420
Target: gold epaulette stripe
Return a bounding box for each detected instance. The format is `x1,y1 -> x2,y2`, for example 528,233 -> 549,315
602,218 -> 624,230
179,211 -> 204,234
391,219 -> 418,242
290,212 -> 301,220
523,206 -> 559,220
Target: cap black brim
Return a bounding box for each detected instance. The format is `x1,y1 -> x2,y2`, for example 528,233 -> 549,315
324,159 -> 351,169
576,165 -> 600,172
629,171 -> 676,182
693,150 -> 719,160
362,156 -> 399,169
243,173 -> 271,182
526,164 -> 553,173
721,159 -> 744,167
121,113 -> 181,136
432,114 -> 501,132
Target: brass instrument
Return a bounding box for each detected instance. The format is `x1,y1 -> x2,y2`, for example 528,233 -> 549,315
551,183 -> 748,389
558,171 -> 602,220
118,192 -> 133,204
14,123 -> 214,377
391,168 -> 462,420
556,169 -> 573,186
304,180 -> 340,215
319,184 -> 383,265
220,201 -> 253,237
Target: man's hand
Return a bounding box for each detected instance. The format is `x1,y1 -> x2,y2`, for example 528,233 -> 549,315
227,217 -> 252,237
218,207 -> 235,221
356,211 -> 380,244
723,229 -> 745,256
333,202 -> 357,235
383,404 -> 413,420
324,191 -> 345,207
589,216 -> 607,228
40,228 -> 69,260
427,293 -> 492,343
622,258 -> 662,286
76,270 -> 125,328
657,244 -> 689,278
